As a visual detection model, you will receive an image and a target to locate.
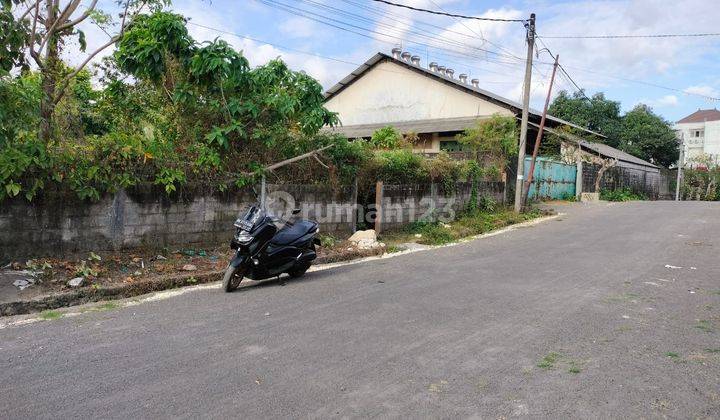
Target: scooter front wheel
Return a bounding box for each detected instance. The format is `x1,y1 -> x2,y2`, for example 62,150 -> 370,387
222,264 -> 245,292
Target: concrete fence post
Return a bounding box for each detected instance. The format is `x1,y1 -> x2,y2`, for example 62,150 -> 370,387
430,181 -> 438,220
374,180 -> 383,234
575,158 -> 583,198
350,176 -> 358,233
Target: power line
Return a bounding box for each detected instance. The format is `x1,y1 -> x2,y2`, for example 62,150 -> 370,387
535,58 -> 720,101
292,0 -> 521,60
187,21 -> 359,66
534,36 -> 592,102
186,21 -> 536,85
370,0 -> 528,22
540,32 -> 720,39
257,0 -> 531,69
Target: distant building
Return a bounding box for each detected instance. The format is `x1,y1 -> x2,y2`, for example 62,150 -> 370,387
322,49 -> 603,158
674,108 -> 720,167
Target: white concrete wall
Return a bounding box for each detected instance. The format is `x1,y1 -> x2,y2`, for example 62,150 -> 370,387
705,120 -> 720,156
674,120 -> 720,166
325,60 -> 512,126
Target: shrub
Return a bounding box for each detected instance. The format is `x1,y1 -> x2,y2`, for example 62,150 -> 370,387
370,126 -> 403,149
423,152 -> 463,192
363,149 -> 428,184
404,220 -> 456,245
600,187 -> 646,202
478,195 -> 497,212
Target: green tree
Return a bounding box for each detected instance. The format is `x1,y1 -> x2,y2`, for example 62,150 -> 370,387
548,90 -> 622,147
1,0 -> 167,142
456,114 -> 518,169
370,126 -> 402,149
620,104 -> 678,167
549,91 -> 679,167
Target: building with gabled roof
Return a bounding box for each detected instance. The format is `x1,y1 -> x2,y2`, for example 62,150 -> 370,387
322,49 -> 655,171
674,108 -> 720,167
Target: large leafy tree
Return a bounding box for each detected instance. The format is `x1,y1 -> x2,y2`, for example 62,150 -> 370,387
549,90 -> 678,167
620,105 -> 678,167
0,8 -> 342,201
548,90 -> 623,147
456,114 -> 518,168
0,0 -> 166,141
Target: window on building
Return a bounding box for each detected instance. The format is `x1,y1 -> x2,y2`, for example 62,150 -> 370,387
439,140 -> 466,152
693,129 -> 704,138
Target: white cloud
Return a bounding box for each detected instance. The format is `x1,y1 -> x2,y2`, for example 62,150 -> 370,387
640,95 -> 679,108
360,0 -> 720,111
684,85 -> 720,99
181,7 -> 355,88
278,17 -> 318,39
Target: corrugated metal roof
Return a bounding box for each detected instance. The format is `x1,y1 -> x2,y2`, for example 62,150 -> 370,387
577,140 -> 658,168
322,116 -> 484,138
324,52 -> 606,139
528,121 -> 658,169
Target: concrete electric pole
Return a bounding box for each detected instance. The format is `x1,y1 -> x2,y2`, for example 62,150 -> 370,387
514,13 -> 536,213
675,132 -> 684,201
523,53 -> 559,206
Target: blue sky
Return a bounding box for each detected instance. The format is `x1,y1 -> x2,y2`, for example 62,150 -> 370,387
79,0 -> 720,123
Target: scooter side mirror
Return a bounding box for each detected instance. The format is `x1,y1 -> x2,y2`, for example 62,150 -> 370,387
292,208 -> 301,215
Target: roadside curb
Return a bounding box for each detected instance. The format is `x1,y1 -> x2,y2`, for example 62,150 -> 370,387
0,247 -> 385,317
0,270 -> 223,317
0,213 -> 560,320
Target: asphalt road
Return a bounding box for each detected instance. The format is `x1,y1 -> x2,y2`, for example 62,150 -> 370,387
2,201 -> 720,419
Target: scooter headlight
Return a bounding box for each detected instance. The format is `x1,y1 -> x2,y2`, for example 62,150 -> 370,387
235,231 -> 254,245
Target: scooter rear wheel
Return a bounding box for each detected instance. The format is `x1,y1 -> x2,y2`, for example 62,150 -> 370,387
288,262 -> 311,278
222,264 -> 245,292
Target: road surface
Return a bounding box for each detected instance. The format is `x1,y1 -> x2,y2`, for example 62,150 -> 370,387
2,201 -> 719,418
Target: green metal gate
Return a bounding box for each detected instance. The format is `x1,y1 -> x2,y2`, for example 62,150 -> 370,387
524,157 -> 576,200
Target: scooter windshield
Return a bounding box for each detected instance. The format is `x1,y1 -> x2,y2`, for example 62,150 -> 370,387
234,206 -> 265,231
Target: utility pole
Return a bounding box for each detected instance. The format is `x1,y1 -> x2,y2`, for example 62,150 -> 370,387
523,54 -> 559,205
514,13 -> 536,213
675,132 -> 684,201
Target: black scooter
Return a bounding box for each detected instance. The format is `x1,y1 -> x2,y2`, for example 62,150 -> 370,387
222,204 -> 320,292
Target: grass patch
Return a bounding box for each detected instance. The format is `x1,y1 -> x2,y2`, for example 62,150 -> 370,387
665,352 -> 680,359
704,348 -> 720,354
600,187 -> 647,202
537,352 -> 584,374
39,310 -> 63,320
96,302 -> 120,311
403,220 -> 456,245
695,320 -> 714,333
318,234 -> 339,248
604,292 -> 641,303
386,245 -> 403,253
80,301 -> 121,313
392,207 -> 545,246
537,352 -> 562,369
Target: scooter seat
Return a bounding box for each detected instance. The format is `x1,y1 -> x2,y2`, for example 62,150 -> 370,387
271,220 -> 318,245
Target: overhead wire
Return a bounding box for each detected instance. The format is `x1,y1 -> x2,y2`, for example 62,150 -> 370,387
185,21 -> 528,85
540,32 -> 720,39
268,0 -> 523,62
256,0 -> 542,82
370,0 -> 528,22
